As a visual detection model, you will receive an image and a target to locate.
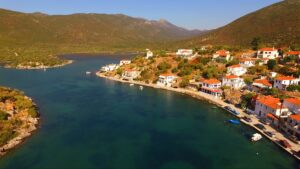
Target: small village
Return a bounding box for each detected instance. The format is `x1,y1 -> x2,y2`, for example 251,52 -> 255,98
98,46 -> 300,160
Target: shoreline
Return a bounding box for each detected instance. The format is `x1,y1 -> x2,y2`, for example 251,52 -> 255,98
4,60 -> 73,70
96,72 -> 300,161
0,117 -> 39,157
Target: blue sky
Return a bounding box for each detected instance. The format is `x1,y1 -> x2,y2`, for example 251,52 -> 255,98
0,0 -> 281,30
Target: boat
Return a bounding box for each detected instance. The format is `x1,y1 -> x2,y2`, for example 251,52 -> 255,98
43,68 -> 47,72
86,71 -> 91,75
139,86 -> 143,90
224,106 -> 240,116
130,84 -> 134,86
228,119 -> 240,125
251,133 -> 262,142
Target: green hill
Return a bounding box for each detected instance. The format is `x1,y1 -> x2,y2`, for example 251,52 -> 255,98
182,0 -> 300,48
0,8 -> 203,67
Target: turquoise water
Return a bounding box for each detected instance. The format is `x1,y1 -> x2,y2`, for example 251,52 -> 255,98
0,55 -> 298,169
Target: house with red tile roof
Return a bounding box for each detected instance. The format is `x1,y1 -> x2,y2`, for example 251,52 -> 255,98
227,64 -> 247,76
252,79 -> 272,92
239,58 -> 257,68
176,49 -> 194,59
157,73 -> 178,87
254,95 -> 289,118
213,50 -> 231,61
273,76 -> 300,90
284,98 -> 300,114
283,114 -> 300,140
257,47 -> 279,59
120,60 -> 131,66
222,75 -> 246,89
285,51 -> 300,57
200,79 -> 222,98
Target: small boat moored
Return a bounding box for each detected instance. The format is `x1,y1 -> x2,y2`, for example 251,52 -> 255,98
228,119 -> 240,125
139,86 -> 144,90
224,106 -> 240,116
86,71 -> 91,75
130,83 -> 135,86
251,133 -> 263,142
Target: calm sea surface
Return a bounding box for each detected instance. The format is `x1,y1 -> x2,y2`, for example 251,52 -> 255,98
0,55 -> 298,169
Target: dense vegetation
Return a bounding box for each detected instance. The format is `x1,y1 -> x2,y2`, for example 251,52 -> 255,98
0,87 -> 39,146
179,0 -> 300,48
0,8 -> 203,67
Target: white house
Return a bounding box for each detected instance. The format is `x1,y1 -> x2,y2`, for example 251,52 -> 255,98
157,73 -> 178,87
122,69 -> 140,81
200,79 -> 222,98
283,115 -> 300,140
273,76 -> 300,90
120,60 -> 131,66
101,64 -> 119,72
257,48 -> 279,59
213,50 -> 231,61
284,98 -> 300,114
254,95 -> 289,118
176,49 -> 193,58
222,75 -> 246,89
252,79 -> 272,92
269,72 -> 277,78
227,64 -> 247,76
146,49 -> 154,59
239,58 -> 256,68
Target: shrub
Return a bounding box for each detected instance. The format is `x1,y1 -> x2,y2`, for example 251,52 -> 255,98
179,78 -> 190,88
157,62 -> 171,71
287,85 -> 300,92
0,111 -> 9,120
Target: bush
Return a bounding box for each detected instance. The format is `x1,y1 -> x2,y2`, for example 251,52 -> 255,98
157,62 -> 171,71
179,78 -> 190,88
287,85 -> 300,91
28,107 -> 39,118
0,111 -> 9,120
267,59 -> 277,70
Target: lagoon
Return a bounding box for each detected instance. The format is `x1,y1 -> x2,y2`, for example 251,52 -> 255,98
0,55 -> 298,169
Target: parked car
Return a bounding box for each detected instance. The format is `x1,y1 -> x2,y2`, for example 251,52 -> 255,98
264,131 -> 275,137
242,116 -> 252,123
279,139 -> 291,148
254,123 -> 266,130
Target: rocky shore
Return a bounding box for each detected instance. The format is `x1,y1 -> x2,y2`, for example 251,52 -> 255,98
96,72 -> 300,161
0,117 -> 39,156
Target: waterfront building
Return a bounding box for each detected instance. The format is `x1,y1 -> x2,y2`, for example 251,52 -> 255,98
254,95 -> 289,118
101,64 -> 119,72
157,73 -> 178,87
122,69 -> 140,81
284,98 -> 300,114
200,79 -> 222,98
222,75 -> 246,89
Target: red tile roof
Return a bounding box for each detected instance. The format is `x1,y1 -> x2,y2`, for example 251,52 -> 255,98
202,79 -> 221,85
253,79 -> 272,87
290,114 -> 300,122
267,113 -> 278,120
160,73 -> 176,77
224,75 -> 239,79
256,95 -> 283,110
286,51 -> 300,55
284,98 -> 300,106
275,76 -> 296,81
216,50 -> 229,57
228,64 -> 241,68
259,48 -> 277,52
202,87 -> 222,93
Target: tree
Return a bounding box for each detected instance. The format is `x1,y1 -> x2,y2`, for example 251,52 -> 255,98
251,37 -> 262,50
157,62 -> 171,71
267,59 -> 277,70
179,78 -> 190,88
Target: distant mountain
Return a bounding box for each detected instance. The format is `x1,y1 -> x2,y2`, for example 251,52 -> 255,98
183,0 -> 300,47
0,8 -> 203,48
